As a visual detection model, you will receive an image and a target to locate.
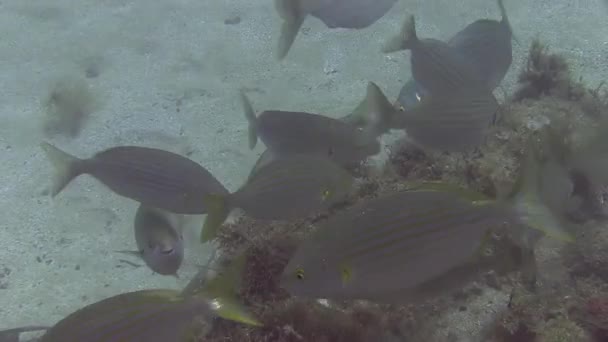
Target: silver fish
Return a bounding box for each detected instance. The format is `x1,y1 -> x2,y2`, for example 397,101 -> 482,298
275,0 -> 398,59
383,15 -> 485,95
118,205 -> 184,277
40,143 -> 228,214
241,90 -> 380,167
201,154 -> 353,242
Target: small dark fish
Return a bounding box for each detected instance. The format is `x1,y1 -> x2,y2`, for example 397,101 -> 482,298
0,326 -> 49,342
447,0 -> 514,91
117,205 -> 184,277
383,15 -> 485,95
241,91 -> 380,167
40,143 -> 228,214
201,154 -> 353,242
275,0 -> 397,59
40,256 -> 260,342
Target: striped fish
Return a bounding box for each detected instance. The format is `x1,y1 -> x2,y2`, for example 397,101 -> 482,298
40,255 -> 260,342
40,143 -> 228,214
201,154 -> 353,242
280,189 -> 512,300
383,15 -> 486,95
241,91 -> 380,168
360,82 -> 497,152
281,149 -> 574,301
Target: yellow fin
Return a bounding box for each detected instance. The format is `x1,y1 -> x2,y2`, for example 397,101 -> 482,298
187,251 -> 261,326
200,194 -> 230,243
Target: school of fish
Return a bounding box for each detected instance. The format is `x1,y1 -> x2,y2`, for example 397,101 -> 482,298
3,0 -> 605,341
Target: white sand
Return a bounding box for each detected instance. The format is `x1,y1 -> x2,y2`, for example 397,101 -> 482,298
0,0 -> 606,340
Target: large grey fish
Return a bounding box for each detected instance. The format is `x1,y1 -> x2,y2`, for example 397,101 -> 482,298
394,0 -> 514,111
117,205 -> 184,277
0,326 -> 49,342
447,0 -> 513,91
201,154 -> 353,242
39,255 -> 260,342
40,143 -> 228,214
280,150 -> 573,301
275,0 -> 398,59
383,15 -> 485,95
363,82 -> 498,152
241,90 -> 380,167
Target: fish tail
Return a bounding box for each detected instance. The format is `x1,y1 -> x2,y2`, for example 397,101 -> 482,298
497,0 -> 519,44
189,251 -> 262,326
382,15 -> 417,53
239,90 -> 258,150
275,0 -> 306,60
200,194 -> 230,243
365,82 -> 398,134
40,142 -> 83,197
508,143 -> 575,243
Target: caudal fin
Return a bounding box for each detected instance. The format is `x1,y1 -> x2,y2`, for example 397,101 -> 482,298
200,194 -> 231,243
188,251 -> 261,326
382,15 -> 418,54
40,142 -> 82,197
497,0 -> 519,44
239,90 -> 258,150
275,0 -> 306,60
509,142 -> 575,243
364,82 -> 398,135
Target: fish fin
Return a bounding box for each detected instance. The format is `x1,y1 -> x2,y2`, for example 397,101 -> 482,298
275,0 -> 306,60
188,252 -> 262,326
382,15 -> 417,53
497,0 -> 519,45
509,143 -> 575,243
239,90 -> 258,150
200,194 -> 230,243
364,82 -> 397,135
40,142 -> 83,197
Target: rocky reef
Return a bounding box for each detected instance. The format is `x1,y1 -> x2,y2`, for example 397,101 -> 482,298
188,39 -> 608,342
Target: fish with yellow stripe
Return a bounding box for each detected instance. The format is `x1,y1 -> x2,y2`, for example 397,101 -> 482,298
280,144 -> 574,301
39,254 -> 260,342
200,154 -> 353,242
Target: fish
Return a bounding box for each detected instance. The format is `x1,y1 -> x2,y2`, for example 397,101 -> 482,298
117,205 -> 184,277
201,154 -> 353,242
447,0 -> 514,91
280,146 -> 573,301
365,82 -> 498,152
40,254 -> 260,342
275,0 -> 398,59
241,90 -> 380,167
40,143 -> 229,214
383,15 -> 485,95
247,149 -> 277,181
394,0 -> 514,111
339,82 -> 400,137
0,326 -> 49,342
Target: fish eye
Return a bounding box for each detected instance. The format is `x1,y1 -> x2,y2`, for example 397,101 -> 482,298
321,189 -> 331,200
482,246 -> 494,257
398,105 -> 405,112
295,268 -> 305,280
160,248 -> 174,255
